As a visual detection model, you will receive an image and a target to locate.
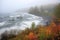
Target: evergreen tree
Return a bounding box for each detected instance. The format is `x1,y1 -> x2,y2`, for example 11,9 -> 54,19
54,3 -> 60,18
53,3 -> 60,24
31,22 -> 35,30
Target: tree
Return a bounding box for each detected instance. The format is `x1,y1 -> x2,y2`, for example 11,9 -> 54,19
31,22 -> 35,30
28,6 -> 40,16
29,6 -> 52,20
53,3 -> 60,25
54,3 -> 60,18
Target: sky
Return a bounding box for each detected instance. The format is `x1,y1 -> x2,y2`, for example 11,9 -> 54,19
0,0 -> 60,13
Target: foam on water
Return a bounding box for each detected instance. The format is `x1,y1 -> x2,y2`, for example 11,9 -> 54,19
0,12 -> 44,35
0,22 -> 6,26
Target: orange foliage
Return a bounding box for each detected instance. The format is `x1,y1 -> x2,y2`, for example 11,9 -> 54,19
45,27 -> 52,36
6,19 -> 60,40
28,32 -> 37,40
58,25 -> 60,31
50,21 -> 56,27
50,20 -> 60,37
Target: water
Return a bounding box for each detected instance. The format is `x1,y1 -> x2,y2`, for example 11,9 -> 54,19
0,12 -> 44,34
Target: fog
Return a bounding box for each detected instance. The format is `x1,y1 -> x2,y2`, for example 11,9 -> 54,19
0,0 -> 60,13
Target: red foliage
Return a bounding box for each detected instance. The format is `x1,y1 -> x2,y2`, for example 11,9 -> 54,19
28,32 -> 37,40
45,27 -> 52,36
57,24 -> 60,31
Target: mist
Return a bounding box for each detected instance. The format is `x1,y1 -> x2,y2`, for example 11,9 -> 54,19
0,0 -> 60,13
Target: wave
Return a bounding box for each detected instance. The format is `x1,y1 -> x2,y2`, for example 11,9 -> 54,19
0,12 -> 44,34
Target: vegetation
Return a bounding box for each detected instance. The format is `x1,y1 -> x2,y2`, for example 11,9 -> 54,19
53,3 -> 60,25
1,3 -> 60,40
54,4 -> 60,18
28,6 -> 53,20
1,21 -> 60,40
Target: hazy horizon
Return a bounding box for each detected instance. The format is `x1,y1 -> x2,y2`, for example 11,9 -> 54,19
0,0 -> 60,13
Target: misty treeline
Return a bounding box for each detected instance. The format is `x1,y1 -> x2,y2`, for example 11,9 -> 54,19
28,4 -> 57,20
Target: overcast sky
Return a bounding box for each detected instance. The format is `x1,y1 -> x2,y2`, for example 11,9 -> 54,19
0,0 -> 60,13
